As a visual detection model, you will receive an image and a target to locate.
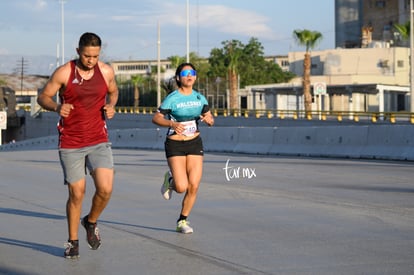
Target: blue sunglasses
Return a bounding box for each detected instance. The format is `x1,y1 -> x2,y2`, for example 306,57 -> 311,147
179,69 -> 197,77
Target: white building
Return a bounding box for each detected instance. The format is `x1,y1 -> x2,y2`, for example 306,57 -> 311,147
244,46 -> 410,115
110,59 -> 175,82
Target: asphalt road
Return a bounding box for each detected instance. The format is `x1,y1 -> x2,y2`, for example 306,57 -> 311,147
1,149 -> 414,275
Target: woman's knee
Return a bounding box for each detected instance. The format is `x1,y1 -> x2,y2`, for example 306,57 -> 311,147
188,182 -> 199,194
174,180 -> 187,193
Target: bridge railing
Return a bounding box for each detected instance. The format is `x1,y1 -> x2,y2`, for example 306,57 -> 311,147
31,105 -> 414,124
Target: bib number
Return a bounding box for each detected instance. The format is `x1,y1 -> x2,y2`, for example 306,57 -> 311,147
181,120 -> 197,136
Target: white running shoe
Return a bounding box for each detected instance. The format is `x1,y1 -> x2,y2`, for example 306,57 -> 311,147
161,171 -> 173,200
176,220 -> 194,234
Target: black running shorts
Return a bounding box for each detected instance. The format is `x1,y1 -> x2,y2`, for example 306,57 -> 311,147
164,136 -> 204,158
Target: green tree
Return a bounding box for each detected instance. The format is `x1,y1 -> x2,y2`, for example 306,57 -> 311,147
208,40 -> 243,109
161,77 -> 177,95
166,40 -> 295,109
166,52 -> 209,94
188,52 -> 211,93
130,74 -> 145,107
393,21 -> 410,46
293,29 -> 323,114
168,55 -> 185,69
208,38 -> 295,109
239,38 -> 294,86
238,38 -> 266,86
227,40 -> 243,109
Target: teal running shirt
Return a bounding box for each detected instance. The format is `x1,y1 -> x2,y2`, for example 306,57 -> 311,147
158,89 -> 210,136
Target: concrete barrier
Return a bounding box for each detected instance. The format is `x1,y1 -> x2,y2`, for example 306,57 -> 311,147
110,128 -> 162,150
360,125 -> 414,160
202,127 -> 239,152
269,126 -> 318,156
313,126 -> 369,158
233,127 -> 274,154
2,125 -> 414,161
0,135 -> 58,151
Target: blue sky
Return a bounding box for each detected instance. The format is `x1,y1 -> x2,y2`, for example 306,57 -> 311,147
0,0 -> 334,73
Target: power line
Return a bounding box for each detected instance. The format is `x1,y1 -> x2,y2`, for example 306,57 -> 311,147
14,57 -> 29,91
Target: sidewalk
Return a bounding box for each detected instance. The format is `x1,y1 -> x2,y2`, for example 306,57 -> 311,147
1,149 -> 414,275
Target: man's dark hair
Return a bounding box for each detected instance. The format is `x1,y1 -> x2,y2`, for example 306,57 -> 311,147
78,32 -> 102,49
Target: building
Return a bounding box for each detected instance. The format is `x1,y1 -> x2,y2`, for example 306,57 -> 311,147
110,59 -> 175,82
335,0 -> 410,49
241,0 -> 412,116
0,74 -> 48,112
264,55 -> 290,72
245,46 -> 410,115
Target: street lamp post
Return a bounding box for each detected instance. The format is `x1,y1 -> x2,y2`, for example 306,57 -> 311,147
411,0 -> 414,111
60,0 -> 66,65
186,0 -> 189,62
215,77 -> 221,109
157,21 -> 161,107
56,0 -> 66,104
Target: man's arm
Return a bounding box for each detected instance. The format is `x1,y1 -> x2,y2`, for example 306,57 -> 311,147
37,63 -> 73,117
37,69 -> 63,112
101,62 -> 119,119
106,75 -> 119,107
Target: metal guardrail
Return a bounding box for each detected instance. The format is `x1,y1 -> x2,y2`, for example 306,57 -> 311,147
29,105 -> 414,124
227,109 -> 414,124
213,109 -> 414,124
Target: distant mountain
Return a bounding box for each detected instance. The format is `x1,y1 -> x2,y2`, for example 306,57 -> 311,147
0,55 -> 58,76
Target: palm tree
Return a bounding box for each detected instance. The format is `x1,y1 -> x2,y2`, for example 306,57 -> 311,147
168,55 -> 185,69
161,77 -> 177,95
293,29 -> 323,115
393,21 -> 410,46
225,40 -> 242,110
130,75 -> 145,108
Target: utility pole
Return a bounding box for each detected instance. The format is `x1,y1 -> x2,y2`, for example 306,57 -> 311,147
60,0 -> 66,65
411,0 -> 414,111
186,0 -> 189,62
157,21 -> 161,107
15,57 -> 28,92
57,0 -> 66,104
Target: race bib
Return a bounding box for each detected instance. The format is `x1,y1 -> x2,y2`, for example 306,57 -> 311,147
181,120 -> 197,136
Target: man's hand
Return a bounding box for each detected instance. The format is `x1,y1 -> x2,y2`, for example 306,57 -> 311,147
103,105 -> 116,119
57,104 -> 74,118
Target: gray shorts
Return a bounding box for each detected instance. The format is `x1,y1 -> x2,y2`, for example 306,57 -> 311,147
59,142 -> 113,185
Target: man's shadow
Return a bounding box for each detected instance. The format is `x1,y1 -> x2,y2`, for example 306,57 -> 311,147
0,207 -> 175,258
0,207 -> 65,220
0,237 -> 62,257
0,207 -> 65,257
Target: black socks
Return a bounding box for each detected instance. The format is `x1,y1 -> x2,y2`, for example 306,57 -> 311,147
177,214 -> 187,222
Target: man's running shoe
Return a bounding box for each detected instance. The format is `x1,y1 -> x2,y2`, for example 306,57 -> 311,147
64,240 -> 79,259
81,215 -> 101,250
161,171 -> 173,200
176,219 -> 193,234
